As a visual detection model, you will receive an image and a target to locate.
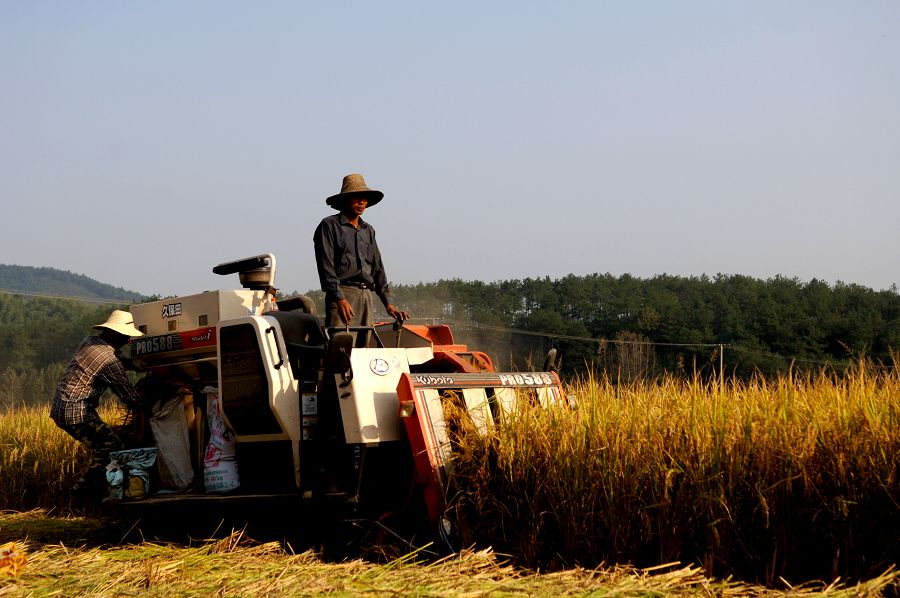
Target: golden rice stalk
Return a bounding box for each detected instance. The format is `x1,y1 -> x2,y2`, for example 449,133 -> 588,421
0,541 -> 27,577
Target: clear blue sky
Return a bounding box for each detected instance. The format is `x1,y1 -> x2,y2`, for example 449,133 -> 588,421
2,2 -> 898,298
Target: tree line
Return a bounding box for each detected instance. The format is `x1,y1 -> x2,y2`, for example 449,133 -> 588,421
2,272 -> 898,407
0,294 -> 116,407
379,274 -> 899,378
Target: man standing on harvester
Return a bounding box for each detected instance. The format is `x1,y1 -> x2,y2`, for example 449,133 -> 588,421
50,310 -> 144,497
314,173 -> 409,327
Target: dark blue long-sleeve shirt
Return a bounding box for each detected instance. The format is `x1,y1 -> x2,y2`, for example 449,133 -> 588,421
313,213 -> 394,307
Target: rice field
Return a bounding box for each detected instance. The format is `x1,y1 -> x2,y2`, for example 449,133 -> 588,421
450,364 -> 900,586
1,365 -> 898,593
0,401 -> 129,512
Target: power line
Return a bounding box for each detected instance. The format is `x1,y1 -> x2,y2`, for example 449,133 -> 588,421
0,287 -> 134,306
726,345 -> 856,368
437,319 -> 723,348
410,317 -> 890,370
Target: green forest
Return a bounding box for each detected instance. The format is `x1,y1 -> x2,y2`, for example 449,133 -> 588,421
1,269 -> 898,408
382,274 -> 900,378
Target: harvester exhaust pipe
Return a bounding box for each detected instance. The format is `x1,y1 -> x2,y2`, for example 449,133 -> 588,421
212,253 -> 277,290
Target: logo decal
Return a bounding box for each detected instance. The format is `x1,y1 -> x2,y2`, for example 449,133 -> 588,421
369,358 -> 390,376
162,303 -> 183,318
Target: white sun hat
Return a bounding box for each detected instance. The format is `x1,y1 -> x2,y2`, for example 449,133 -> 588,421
93,310 -> 143,337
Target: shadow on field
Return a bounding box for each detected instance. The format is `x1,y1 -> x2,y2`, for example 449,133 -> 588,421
110,497 -> 314,547
112,500 -> 444,563
0,505 -> 321,556
0,509 -> 127,548
1,501 -> 308,552
2,494 -> 444,568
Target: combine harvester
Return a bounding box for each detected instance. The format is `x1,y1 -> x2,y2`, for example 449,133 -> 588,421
120,254 -> 565,549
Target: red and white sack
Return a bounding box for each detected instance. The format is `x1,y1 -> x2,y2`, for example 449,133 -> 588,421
203,387 -> 240,493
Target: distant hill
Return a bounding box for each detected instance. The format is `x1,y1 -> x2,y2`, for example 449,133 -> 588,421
0,264 -> 145,302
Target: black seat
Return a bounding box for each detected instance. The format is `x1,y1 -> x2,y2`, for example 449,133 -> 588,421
266,311 -> 325,384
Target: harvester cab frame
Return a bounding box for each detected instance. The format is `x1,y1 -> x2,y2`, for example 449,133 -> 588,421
124,254 -> 565,548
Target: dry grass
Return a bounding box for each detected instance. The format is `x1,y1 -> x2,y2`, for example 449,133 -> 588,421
0,511 -> 896,597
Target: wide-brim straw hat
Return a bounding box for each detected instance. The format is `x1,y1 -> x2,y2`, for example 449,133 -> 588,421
93,310 -> 143,337
326,173 -> 384,208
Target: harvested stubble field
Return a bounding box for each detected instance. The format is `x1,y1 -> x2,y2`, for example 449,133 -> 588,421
1,364 -> 899,595
0,511 -> 896,597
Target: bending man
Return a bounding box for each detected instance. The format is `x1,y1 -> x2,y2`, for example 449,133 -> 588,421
50,309 -> 144,497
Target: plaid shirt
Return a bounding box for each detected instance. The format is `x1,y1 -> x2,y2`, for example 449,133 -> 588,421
50,336 -> 140,425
